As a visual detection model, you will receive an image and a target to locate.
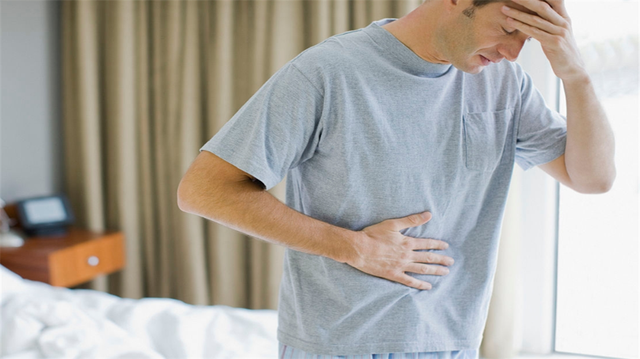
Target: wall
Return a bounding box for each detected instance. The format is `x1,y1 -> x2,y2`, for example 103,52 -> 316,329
0,0 -> 62,204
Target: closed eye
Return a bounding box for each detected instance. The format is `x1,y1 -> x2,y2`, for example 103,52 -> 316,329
502,27 -> 515,35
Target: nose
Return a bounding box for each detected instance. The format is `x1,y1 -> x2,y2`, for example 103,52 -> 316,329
497,37 -> 527,62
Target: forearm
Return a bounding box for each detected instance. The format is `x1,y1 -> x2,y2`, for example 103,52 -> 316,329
502,0 -> 616,191
177,151 -> 451,290
563,75 -> 616,191
177,177 -> 356,263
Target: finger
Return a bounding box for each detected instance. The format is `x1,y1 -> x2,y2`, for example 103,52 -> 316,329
511,0 -> 569,21
502,5 -> 564,34
394,273 -> 432,290
386,211 -> 432,232
537,0 -> 570,19
414,251 -> 455,266
411,237 -> 449,251
506,16 -> 555,43
405,263 -> 450,276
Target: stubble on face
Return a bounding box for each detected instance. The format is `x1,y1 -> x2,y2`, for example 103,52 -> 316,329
435,6 -> 484,74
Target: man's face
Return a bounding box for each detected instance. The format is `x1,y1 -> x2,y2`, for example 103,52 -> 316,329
438,0 -> 534,74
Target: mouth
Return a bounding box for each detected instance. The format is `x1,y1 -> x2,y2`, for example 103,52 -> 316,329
479,55 -> 492,66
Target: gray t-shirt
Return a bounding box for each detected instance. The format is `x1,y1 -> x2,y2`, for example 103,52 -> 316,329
200,18 -> 567,355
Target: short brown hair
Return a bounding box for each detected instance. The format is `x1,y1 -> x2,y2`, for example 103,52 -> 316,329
471,0 -> 504,7
463,0 -> 506,17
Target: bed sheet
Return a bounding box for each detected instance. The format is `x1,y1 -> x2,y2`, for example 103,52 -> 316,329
0,265 -> 278,359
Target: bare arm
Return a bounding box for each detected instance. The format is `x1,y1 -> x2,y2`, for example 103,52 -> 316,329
177,150 -> 356,262
504,0 -> 616,193
543,78 -> 615,193
177,151 -> 453,290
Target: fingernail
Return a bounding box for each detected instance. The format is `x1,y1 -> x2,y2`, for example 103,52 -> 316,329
502,5 -> 511,11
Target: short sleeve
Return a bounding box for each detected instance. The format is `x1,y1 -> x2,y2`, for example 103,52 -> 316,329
515,71 -> 567,171
200,63 -> 324,190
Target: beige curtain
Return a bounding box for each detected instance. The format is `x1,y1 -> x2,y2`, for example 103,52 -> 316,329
481,168 -> 524,359
61,0 -> 420,307
61,0 -> 521,356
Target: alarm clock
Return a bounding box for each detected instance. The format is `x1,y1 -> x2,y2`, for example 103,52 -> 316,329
16,194 -> 75,236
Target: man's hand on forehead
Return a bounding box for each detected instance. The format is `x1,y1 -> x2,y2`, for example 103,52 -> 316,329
500,0 -> 588,83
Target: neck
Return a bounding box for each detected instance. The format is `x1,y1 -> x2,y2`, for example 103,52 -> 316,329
381,1 -> 450,65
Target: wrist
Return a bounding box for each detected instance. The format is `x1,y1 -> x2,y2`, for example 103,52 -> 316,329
332,227 -> 364,264
561,68 -> 591,88
562,73 -> 595,97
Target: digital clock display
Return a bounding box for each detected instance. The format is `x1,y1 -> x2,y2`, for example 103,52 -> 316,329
23,198 -> 67,224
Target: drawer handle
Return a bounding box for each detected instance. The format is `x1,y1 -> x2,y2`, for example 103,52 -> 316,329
87,256 -> 100,266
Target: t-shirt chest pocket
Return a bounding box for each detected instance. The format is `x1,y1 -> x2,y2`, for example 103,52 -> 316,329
462,109 -> 512,172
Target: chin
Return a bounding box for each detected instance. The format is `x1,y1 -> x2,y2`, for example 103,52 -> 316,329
456,63 -> 486,75
465,66 -> 485,75
450,57 -> 487,75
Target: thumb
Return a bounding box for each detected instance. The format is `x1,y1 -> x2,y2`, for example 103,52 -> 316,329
388,211 -> 432,232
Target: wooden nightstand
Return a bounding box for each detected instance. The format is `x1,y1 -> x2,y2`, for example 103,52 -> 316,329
0,228 -> 126,287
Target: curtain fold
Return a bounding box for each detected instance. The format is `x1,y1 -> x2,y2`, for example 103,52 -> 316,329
103,0 -> 144,298
61,0 -> 521,356
481,168 -> 524,359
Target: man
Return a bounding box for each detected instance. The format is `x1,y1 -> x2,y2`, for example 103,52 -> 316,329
177,0 -> 615,356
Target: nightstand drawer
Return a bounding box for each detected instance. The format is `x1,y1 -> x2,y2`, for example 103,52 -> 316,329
0,228 -> 126,287
49,233 -> 125,287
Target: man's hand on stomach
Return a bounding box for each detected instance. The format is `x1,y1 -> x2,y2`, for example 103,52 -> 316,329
346,211 -> 454,290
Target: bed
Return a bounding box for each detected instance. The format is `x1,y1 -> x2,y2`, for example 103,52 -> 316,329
0,265 -> 279,358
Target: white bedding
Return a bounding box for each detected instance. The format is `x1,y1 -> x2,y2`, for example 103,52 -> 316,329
0,265 -> 278,359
